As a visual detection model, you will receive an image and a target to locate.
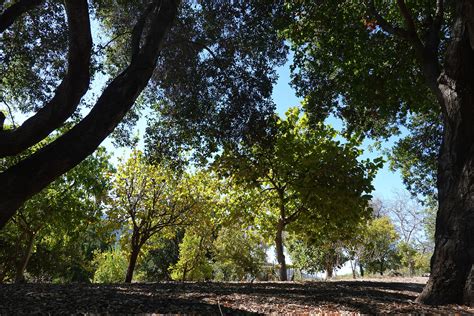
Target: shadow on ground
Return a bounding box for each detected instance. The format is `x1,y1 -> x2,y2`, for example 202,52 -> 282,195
0,280 -> 471,314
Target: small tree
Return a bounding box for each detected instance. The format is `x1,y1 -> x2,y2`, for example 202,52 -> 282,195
170,173 -> 269,281
360,216 -> 400,275
92,247 -> 128,284
287,234 -> 347,279
108,150 -> 196,283
216,108 -> 379,280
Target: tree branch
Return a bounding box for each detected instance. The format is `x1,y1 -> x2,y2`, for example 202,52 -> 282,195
366,0 -> 410,39
0,0 -> 92,157
0,0 -> 180,228
396,0 -> 419,39
434,0 -> 444,29
0,0 -> 42,33
131,0 -> 159,62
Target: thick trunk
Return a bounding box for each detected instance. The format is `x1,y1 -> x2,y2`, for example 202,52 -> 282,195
125,246 -> 140,283
14,232 -> 35,283
275,219 -> 287,281
418,1 -> 474,305
0,0 -> 178,228
326,266 -> 333,279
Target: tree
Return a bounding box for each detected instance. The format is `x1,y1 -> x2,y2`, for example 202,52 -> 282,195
216,108 -> 379,281
384,191 -> 434,276
92,246 -> 128,284
0,0 -> 286,227
212,224 -> 267,281
137,229 -> 184,281
170,231 -> 213,281
0,148 -> 111,282
360,216 -> 400,276
108,150 -> 196,283
284,0 -> 474,304
287,234 -> 347,279
168,172 -> 268,282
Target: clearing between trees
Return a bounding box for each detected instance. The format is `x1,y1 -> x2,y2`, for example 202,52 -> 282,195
0,278 -> 471,314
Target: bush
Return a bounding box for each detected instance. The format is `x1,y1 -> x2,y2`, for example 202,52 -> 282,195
92,247 -> 128,283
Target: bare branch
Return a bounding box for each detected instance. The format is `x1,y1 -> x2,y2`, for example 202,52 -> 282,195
94,31 -> 131,55
2,98 -> 16,128
0,0 -> 42,33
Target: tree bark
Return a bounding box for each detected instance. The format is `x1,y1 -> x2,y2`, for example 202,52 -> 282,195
326,266 -> 333,279
275,219 -> 287,281
417,0 -> 474,305
0,0 -> 179,228
0,0 -> 92,158
359,263 -> 364,277
125,246 -> 140,283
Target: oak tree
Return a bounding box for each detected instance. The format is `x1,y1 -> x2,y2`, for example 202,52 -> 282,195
284,0 -> 474,304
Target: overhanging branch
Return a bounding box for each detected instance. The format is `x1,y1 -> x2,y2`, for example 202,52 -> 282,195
0,0 -> 92,157
0,0 -> 179,228
0,0 -> 42,33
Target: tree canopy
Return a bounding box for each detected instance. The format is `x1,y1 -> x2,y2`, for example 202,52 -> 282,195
283,0 -> 474,305
216,107 -> 380,280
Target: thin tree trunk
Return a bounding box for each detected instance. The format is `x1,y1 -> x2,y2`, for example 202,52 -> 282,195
125,246 -> 140,283
350,259 -> 357,279
359,263 -> 364,277
275,219 -> 287,281
417,0 -> 474,305
409,260 -> 415,277
15,232 -> 35,283
182,262 -> 188,282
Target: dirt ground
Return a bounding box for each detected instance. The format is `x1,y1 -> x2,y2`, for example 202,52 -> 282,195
0,277 -> 472,314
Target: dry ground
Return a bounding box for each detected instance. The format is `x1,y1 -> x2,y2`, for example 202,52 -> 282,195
0,277 -> 472,314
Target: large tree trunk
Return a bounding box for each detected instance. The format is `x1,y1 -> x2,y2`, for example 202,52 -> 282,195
417,1 -> 474,305
275,219 -> 287,281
